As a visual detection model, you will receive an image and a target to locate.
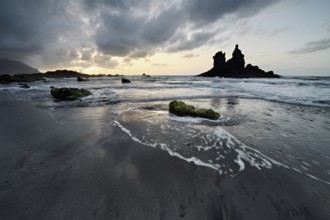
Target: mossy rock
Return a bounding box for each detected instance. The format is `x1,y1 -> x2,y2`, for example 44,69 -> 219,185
196,108 -> 220,120
50,86 -> 92,101
169,100 -> 197,117
169,100 -> 220,120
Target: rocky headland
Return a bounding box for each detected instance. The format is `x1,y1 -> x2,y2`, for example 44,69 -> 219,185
0,70 -> 120,84
199,45 -> 280,78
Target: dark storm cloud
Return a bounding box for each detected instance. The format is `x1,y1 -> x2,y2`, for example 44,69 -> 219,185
93,54 -> 119,68
182,0 -> 278,26
0,0 -> 278,68
0,0 -> 81,60
166,30 -> 217,52
289,38 -> 330,54
92,0 -> 278,57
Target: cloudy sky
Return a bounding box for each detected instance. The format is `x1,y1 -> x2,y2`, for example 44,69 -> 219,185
0,0 -> 329,76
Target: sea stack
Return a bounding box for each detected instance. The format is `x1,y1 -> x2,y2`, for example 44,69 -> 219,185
199,44 -> 280,78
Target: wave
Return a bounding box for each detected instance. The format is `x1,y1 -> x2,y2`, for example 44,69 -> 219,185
0,76 -> 329,108
113,105 -> 330,184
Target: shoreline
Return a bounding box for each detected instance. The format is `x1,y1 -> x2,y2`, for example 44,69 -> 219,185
0,100 -> 330,219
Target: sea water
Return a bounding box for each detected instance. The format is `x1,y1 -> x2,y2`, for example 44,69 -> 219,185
1,75 -> 329,182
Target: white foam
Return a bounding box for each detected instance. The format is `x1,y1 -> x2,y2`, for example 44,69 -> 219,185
113,119 -> 284,175
114,121 -> 221,173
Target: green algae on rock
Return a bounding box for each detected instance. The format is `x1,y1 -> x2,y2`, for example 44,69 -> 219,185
50,86 -> 92,101
169,100 -> 220,120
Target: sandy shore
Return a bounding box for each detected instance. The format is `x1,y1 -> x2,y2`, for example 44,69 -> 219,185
0,101 -> 330,220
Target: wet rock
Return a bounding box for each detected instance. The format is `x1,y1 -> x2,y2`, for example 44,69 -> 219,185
169,100 -> 196,117
19,83 -> 30,89
196,108 -> 220,120
122,78 -> 131,83
142,73 -> 151,77
50,86 -> 92,101
169,100 -> 220,120
77,76 -> 89,82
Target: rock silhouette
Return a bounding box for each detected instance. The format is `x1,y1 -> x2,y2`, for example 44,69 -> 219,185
199,45 -> 280,78
122,78 -> 131,83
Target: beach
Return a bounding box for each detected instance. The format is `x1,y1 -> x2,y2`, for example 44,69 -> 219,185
0,99 -> 329,219
0,76 -> 330,219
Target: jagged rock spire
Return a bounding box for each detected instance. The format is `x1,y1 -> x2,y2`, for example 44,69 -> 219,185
199,44 -> 279,78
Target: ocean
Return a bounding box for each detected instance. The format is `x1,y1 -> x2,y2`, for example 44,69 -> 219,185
1,75 -> 330,107
0,76 -> 330,184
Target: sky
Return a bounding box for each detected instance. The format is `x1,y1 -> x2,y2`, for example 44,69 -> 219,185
0,0 -> 329,76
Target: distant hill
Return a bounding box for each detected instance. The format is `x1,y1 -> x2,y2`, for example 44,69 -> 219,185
0,59 -> 39,75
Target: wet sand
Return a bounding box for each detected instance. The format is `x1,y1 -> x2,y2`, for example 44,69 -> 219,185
0,101 -> 330,220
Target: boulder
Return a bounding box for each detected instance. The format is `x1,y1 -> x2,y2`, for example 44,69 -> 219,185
142,73 -> 151,77
122,78 -> 131,83
50,86 -> 92,101
169,100 -> 220,120
77,76 -> 89,82
19,83 -> 30,89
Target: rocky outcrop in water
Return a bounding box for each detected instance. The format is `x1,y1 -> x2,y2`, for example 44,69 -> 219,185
19,83 -> 30,89
169,100 -> 220,120
122,78 -> 131,83
199,45 -> 280,78
0,70 -> 89,84
77,76 -> 89,82
50,86 -> 92,101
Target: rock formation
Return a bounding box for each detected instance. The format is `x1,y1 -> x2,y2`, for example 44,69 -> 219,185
50,86 -> 92,101
199,45 -> 280,78
77,76 -> 89,82
122,78 -> 131,83
169,100 -> 220,120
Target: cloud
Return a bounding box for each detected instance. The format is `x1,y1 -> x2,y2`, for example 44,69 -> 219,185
183,53 -> 199,58
255,26 -> 290,38
166,30 -> 218,52
182,0 -> 278,26
93,54 -> 119,69
0,0 -> 279,70
152,63 -> 167,66
0,0 -> 92,69
327,23 -> 330,32
289,38 -> 330,54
